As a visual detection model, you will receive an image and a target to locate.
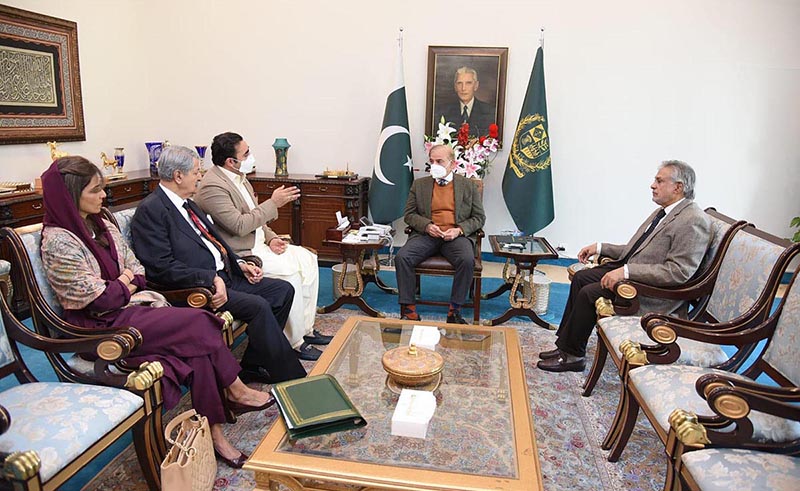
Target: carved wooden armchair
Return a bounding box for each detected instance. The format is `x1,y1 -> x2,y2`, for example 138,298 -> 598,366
648,260 -> 800,490
0,263 -> 164,491
601,239 -> 800,464
582,209 -> 748,397
102,207 -> 247,346
403,225 -> 484,323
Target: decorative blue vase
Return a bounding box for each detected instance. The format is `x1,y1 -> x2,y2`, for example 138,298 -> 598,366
145,142 -> 163,176
272,138 -> 290,177
194,145 -> 207,159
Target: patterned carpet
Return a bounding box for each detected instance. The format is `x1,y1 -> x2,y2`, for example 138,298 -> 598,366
82,310 -> 665,491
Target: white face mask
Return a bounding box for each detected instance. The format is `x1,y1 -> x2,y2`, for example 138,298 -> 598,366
430,163 -> 448,179
236,154 -> 256,174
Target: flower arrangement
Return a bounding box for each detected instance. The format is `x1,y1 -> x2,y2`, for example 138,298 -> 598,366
424,118 -> 500,179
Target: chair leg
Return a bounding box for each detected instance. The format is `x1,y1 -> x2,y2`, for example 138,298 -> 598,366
602,381 -> 629,449
582,334 -> 608,397
473,277 -> 481,323
132,419 -> 162,491
606,389 -> 640,462
150,407 -> 167,462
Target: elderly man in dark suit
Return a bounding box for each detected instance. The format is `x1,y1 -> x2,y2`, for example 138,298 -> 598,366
438,66 -> 495,137
130,145 -> 306,384
395,144 -> 485,324
537,160 -> 712,372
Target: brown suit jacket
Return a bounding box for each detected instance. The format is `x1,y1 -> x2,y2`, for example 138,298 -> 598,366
404,174 -> 486,245
194,165 -> 279,255
602,199 -> 712,316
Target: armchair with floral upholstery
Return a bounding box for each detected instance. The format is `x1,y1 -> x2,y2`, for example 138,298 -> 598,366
601,240 -> 800,467
0,264 -> 164,491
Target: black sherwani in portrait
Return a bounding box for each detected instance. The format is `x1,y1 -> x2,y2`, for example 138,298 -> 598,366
131,186 -> 305,382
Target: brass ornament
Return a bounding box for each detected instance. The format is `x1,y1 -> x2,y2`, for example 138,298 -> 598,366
125,361 -> 164,390
3,450 -> 41,480
595,297 -> 616,318
96,339 -> 123,361
619,340 -> 648,367
218,311 -> 234,330
714,394 -> 750,420
187,292 -> 208,308
651,325 -> 677,344
616,283 -> 637,300
668,409 -> 710,448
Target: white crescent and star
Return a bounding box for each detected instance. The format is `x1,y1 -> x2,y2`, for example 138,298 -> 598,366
373,125 -> 411,186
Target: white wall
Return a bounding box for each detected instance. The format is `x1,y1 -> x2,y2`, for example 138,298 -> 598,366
2,0 -> 798,254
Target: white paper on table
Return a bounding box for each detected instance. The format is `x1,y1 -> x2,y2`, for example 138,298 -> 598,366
391,389 -> 436,439
409,325 -> 441,351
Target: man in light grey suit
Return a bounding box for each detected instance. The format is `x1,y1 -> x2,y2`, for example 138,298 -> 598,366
537,160 -> 712,372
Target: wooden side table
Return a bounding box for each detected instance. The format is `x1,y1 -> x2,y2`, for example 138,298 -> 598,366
317,239 -> 389,317
484,235 -> 559,328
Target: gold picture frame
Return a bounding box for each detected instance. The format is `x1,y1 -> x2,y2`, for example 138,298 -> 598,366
0,5 -> 85,145
425,45 -> 508,142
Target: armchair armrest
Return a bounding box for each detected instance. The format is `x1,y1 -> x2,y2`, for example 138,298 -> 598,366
146,281 -> 212,309
696,373 -> 800,405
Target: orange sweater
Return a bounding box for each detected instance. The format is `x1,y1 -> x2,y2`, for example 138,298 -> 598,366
431,181 -> 456,231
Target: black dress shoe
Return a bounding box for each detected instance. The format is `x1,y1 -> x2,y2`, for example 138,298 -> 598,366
536,356 -> 586,373
214,449 -> 249,469
446,312 -> 468,324
539,348 -> 562,360
239,366 -> 274,385
303,329 -> 333,345
296,342 -> 323,361
227,396 -> 276,415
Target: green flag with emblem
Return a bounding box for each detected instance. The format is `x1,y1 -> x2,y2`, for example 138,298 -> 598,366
368,34 -> 413,224
502,45 -> 554,234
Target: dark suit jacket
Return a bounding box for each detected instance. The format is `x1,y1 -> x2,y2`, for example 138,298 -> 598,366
404,174 -> 485,245
131,186 -> 244,289
440,97 -> 495,136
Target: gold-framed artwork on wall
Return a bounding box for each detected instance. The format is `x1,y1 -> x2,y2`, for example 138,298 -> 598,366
0,5 -> 85,145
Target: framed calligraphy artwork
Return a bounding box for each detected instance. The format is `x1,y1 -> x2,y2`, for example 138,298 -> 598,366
425,46 -> 508,142
0,5 -> 85,145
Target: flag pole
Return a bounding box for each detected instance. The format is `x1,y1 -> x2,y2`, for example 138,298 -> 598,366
540,27 -> 545,49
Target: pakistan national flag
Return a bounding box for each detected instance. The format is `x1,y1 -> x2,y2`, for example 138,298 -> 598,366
368,38 -> 413,225
502,46 -> 554,234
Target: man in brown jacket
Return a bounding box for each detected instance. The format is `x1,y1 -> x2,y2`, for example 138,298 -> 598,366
194,132 -> 328,361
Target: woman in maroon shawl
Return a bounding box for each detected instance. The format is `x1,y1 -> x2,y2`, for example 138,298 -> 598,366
39,156 -> 267,468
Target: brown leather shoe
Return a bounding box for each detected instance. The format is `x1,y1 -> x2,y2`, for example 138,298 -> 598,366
214,449 -> 249,468
536,356 -> 586,373
538,348 -> 562,360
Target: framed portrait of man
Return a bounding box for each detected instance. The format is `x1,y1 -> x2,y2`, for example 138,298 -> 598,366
425,46 -> 508,142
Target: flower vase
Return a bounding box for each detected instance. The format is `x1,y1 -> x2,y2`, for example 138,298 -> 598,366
272,138 -> 290,177
114,148 -> 125,174
195,146 -> 208,172
145,142 -> 163,176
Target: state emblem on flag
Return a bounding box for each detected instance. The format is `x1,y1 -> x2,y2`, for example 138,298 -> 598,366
509,113 -> 551,178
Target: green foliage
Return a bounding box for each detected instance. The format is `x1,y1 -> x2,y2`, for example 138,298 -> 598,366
791,216 -> 800,243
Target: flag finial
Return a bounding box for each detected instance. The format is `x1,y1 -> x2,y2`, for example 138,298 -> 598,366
539,27 -> 545,49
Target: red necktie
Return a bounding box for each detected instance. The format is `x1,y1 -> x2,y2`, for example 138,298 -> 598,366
183,202 -> 230,271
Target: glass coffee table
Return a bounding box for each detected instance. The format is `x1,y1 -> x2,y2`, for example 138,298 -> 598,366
245,316 -> 542,491
484,235 -> 559,328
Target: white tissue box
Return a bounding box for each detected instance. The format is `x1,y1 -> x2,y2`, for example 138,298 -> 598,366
391,389 -> 436,439
409,325 -> 441,351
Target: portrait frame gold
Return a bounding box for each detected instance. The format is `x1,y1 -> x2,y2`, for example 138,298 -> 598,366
0,5 -> 85,145
425,46 -> 508,142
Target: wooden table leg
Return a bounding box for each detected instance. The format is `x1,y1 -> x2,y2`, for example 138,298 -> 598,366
484,260 -> 550,328
317,250 -> 385,317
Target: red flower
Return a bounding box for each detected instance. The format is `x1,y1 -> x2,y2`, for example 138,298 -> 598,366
457,123 -> 470,146
488,123 -> 499,139
479,136 -> 486,145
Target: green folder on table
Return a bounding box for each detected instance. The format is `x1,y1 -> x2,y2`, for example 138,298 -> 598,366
271,374 -> 366,439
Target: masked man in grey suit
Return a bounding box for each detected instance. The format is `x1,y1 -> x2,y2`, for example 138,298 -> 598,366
537,160 -> 712,372
395,144 -> 485,324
